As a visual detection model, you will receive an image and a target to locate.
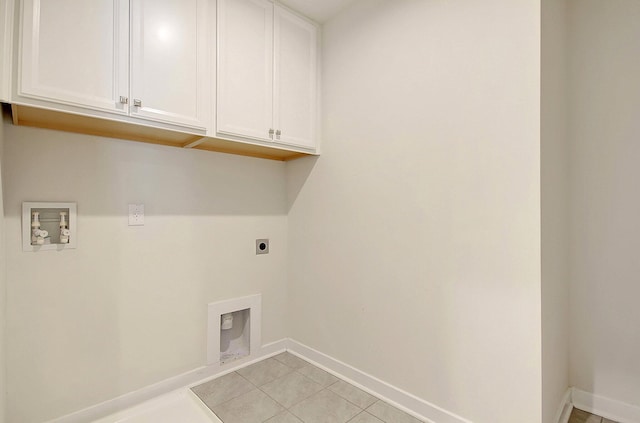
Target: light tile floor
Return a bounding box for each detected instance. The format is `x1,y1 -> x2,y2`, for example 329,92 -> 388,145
192,352 -> 424,423
569,407 -> 618,423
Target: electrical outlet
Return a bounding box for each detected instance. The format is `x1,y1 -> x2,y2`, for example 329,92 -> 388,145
256,239 -> 269,255
128,204 -> 144,226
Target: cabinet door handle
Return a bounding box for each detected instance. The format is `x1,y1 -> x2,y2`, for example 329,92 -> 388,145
275,129 -> 281,140
119,96 -> 128,104
133,99 -> 142,107
269,128 -> 275,139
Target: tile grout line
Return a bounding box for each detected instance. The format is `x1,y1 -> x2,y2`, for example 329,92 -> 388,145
194,355 -> 310,422
294,366 -> 341,389
291,365 -> 383,414
200,371 -> 250,421
202,371 -> 260,411
264,374 -> 375,421
344,410 -> 383,423
253,354 -> 332,421
195,353 -> 419,423
287,406 -> 305,423
200,368 -> 290,421
234,370 -> 259,389
329,380 -> 382,410
257,379 -> 312,413
256,360 -> 326,411
289,359 -> 383,412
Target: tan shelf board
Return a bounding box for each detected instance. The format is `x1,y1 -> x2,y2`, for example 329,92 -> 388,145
11,104 -> 200,148
10,104 -> 313,161
190,137 -> 311,161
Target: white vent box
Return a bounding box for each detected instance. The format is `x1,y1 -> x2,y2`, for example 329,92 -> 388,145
207,294 -> 261,366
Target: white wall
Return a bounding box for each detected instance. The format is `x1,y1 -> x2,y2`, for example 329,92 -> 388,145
2,124 -> 288,423
287,1 -> 542,422
568,0 -> 640,409
541,0 -> 570,422
0,109 -> 7,423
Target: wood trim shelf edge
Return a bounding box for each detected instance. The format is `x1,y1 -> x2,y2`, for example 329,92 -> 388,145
9,104 -> 314,162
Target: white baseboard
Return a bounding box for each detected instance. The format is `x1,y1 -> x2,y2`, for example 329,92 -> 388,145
555,388 -> 573,423
571,388 -> 640,423
40,337 -> 640,423
47,337 -> 475,423
286,339 -> 471,423
45,339 -> 287,423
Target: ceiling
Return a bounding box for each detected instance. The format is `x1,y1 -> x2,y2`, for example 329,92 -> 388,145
278,0 -> 358,23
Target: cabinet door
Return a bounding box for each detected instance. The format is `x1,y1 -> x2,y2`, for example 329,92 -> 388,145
217,0 -> 273,141
0,0 -> 13,102
130,0 -> 209,130
20,0 -> 129,114
273,5 -> 317,149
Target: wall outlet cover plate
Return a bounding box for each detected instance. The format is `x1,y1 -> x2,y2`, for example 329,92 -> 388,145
128,204 -> 144,226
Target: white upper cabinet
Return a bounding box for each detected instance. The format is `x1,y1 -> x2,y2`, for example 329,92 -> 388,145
12,0 -> 318,158
217,0 -> 273,141
0,0 -> 14,102
130,0 -> 209,129
217,0 -> 318,151
19,0 -> 209,131
19,0 -> 130,114
273,6 -> 317,149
